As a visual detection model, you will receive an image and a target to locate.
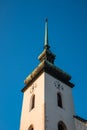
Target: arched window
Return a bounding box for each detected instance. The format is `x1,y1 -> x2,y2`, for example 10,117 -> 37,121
30,94 -> 35,111
58,121 -> 67,130
57,93 -> 63,108
28,125 -> 34,130
58,123 -> 64,130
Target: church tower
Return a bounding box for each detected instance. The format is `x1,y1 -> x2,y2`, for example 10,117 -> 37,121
20,19 -> 76,130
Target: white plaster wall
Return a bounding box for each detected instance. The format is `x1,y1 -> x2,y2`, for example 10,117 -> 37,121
45,72 -> 76,130
20,73 -> 45,130
20,72 -> 76,130
74,118 -> 87,130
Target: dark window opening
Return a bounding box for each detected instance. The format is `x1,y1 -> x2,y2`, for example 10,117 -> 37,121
58,121 -> 67,130
57,93 -> 63,108
58,124 -> 64,130
28,125 -> 34,130
30,95 -> 35,111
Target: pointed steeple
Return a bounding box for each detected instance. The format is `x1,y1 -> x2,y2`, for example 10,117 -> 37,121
38,19 -> 56,64
44,18 -> 50,49
22,19 -> 74,91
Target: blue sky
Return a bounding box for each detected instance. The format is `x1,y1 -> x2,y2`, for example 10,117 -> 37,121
0,0 -> 87,129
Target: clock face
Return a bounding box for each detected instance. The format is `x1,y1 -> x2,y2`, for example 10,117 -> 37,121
54,81 -> 64,91
30,83 -> 37,94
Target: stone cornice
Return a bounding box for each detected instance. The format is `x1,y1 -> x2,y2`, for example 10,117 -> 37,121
21,60 -> 74,92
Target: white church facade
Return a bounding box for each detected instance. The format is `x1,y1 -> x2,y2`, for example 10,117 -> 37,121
20,19 -> 87,130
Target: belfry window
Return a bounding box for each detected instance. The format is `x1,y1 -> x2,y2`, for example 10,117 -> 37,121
58,121 -> 67,130
57,93 -> 63,108
30,94 -> 35,111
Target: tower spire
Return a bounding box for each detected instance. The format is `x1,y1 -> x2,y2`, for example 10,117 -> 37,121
44,18 -> 50,49
38,19 -> 56,64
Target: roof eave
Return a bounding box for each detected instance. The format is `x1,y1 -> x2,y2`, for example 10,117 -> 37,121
21,60 -> 74,93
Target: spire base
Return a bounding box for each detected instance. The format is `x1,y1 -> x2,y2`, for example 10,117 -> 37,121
38,49 -> 56,64
44,44 -> 50,50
